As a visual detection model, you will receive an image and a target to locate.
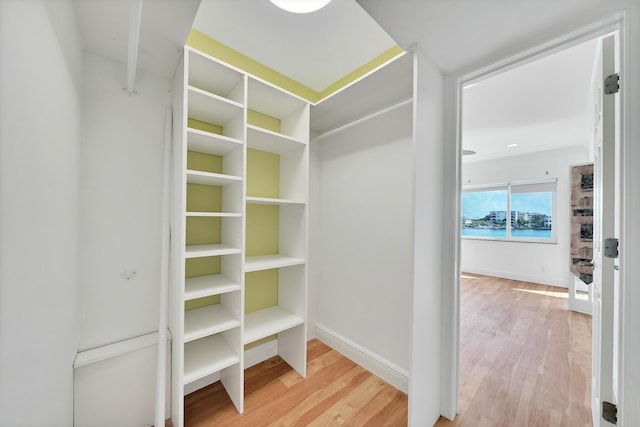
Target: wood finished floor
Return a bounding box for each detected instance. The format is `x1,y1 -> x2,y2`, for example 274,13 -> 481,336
181,274 -> 591,426
436,274 -> 592,427
183,339 -> 408,426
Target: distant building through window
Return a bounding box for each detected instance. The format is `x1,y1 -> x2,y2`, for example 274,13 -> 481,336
461,180 -> 556,242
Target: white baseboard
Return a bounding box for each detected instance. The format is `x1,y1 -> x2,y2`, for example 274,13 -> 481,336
184,339 -> 279,395
461,267 -> 568,288
315,324 -> 408,393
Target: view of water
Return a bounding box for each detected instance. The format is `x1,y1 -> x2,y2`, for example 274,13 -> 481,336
462,228 -> 552,239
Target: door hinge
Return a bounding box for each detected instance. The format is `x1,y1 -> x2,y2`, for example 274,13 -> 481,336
603,401 -> 618,424
604,238 -> 619,258
605,73 -> 620,95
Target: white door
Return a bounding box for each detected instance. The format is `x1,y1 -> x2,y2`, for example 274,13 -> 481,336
592,33 -> 620,427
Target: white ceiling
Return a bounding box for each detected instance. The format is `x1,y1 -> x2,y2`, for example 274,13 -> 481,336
192,0 -> 398,92
74,0 -> 200,80
462,39 -> 599,163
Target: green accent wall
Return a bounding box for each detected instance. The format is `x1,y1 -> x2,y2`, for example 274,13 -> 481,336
185,256 -> 221,278
246,148 -> 280,199
247,109 -> 281,133
186,295 -> 220,311
188,117 -> 223,135
187,151 -> 222,174
186,29 -> 405,104
187,184 -> 222,213
245,269 -> 278,313
246,204 -> 279,257
186,216 -> 221,245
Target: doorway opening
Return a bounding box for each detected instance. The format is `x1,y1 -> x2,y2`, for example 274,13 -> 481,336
441,17 -> 625,424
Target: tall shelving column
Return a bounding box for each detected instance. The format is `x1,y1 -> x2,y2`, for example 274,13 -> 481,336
244,77 -> 309,377
171,47 -> 247,427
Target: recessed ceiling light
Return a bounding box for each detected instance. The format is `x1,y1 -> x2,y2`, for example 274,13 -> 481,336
507,143 -> 518,148
270,0 -> 332,13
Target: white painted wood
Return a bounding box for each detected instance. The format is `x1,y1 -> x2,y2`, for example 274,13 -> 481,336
280,145 -> 309,203
244,338 -> 279,369
186,170 -> 242,186
244,254 -> 305,272
592,34 -> 618,427
74,331 -> 163,368
247,125 -> 305,154
188,48 -> 244,103
248,77 -> 307,121
188,86 -> 243,125
246,196 -> 306,205
184,305 -> 240,343
186,212 -> 241,218
187,128 -> 242,156
183,335 -> 240,384
184,243 -> 241,258
244,306 -> 304,344
184,275 -> 241,301
316,324 -> 409,393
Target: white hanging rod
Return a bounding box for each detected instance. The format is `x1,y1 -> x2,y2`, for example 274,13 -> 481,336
313,97 -> 413,142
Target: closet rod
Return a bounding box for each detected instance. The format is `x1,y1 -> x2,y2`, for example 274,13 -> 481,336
125,0 -> 143,95
313,97 -> 413,142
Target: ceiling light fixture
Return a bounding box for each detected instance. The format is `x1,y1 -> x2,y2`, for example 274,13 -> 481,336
270,0 -> 332,13
507,143 -> 518,148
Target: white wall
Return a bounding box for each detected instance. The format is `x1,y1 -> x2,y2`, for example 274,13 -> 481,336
409,52 -> 446,426
79,53 -> 170,350
0,1 -> 82,425
461,146 -> 591,287
313,103 -> 413,387
76,52 -> 171,424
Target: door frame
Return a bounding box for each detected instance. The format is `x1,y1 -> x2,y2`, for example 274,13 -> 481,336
441,11 -> 628,421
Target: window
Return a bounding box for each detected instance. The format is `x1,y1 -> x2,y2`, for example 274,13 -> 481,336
461,179 -> 557,242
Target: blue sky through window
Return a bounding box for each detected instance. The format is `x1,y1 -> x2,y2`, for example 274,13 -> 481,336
511,192 -> 552,215
462,190 -> 506,219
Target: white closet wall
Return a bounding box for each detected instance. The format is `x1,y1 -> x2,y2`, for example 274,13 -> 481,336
314,104 -> 413,384
0,0 -> 82,424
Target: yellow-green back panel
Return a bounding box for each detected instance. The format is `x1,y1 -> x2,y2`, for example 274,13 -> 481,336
246,204 -> 279,257
187,151 -> 222,174
185,295 -> 220,311
186,217 -> 221,245
245,269 -> 278,313
186,184 -> 222,212
247,148 -> 279,199
247,109 -> 281,133
188,118 -> 223,135
185,256 -> 221,278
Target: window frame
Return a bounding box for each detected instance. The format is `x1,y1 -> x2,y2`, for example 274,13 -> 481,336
461,178 -> 558,244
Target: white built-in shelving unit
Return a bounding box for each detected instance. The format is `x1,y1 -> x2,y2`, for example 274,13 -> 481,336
170,47 -> 308,427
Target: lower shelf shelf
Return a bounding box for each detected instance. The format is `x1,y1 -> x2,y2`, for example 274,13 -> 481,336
244,306 -> 304,344
184,334 -> 239,385
245,254 -> 305,272
184,304 -> 240,343
184,274 -> 241,301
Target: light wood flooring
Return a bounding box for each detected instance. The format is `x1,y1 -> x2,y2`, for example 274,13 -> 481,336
436,274 -> 592,427
181,274 -> 591,426
183,339 -> 408,426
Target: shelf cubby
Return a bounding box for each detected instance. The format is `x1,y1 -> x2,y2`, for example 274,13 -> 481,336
183,333 -> 240,385
188,49 -> 244,105
184,303 -> 240,343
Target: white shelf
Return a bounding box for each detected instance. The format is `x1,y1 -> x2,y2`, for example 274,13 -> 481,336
188,86 -> 243,126
184,334 -> 240,385
246,196 -> 306,206
245,254 -> 305,272
187,128 -> 242,156
186,170 -> 242,186
244,306 -> 304,344
185,211 -> 242,218
184,304 -> 240,343
248,78 -> 307,119
247,125 -> 305,154
185,244 -> 241,259
188,49 -> 244,100
185,274 -> 241,301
